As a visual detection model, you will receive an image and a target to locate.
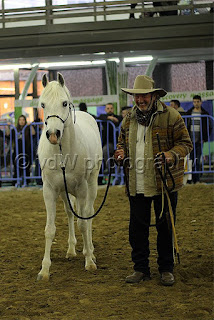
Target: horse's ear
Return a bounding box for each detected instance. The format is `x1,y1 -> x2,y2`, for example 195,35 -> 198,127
57,73 -> 65,87
42,74 -> 49,87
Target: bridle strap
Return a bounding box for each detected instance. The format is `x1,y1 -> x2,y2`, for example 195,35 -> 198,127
45,106 -> 71,126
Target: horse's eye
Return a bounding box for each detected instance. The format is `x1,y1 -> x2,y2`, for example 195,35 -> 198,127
63,101 -> 67,107
41,103 -> 45,108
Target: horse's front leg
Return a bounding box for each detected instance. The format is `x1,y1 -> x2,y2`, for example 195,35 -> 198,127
37,184 -> 57,280
61,192 -> 77,259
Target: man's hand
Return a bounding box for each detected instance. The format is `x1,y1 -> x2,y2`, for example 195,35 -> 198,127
107,115 -> 119,123
154,152 -> 173,169
114,149 -> 125,161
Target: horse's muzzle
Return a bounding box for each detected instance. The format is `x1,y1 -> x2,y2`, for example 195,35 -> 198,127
46,130 -> 61,144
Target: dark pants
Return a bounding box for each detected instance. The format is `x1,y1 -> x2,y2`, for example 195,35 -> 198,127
130,3 -> 137,18
12,152 -> 31,185
153,2 -> 178,16
129,192 -> 177,275
190,142 -> 202,183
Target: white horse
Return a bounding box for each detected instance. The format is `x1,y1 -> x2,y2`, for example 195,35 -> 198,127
37,73 -> 102,280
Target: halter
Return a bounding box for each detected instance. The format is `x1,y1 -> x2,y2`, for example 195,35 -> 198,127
45,103 -> 76,126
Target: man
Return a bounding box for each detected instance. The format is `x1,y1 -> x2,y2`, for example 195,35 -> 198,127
121,106 -> 132,119
130,1 -> 178,19
186,95 -> 212,184
170,100 -> 186,116
78,102 -> 97,119
114,75 -> 192,286
98,103 -> 121,169
153,1 -> 178,16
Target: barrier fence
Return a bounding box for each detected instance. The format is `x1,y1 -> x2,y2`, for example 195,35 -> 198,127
0,115 -> 213,187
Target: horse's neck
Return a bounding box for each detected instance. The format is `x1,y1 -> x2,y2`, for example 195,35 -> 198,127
61,122 -> 76,151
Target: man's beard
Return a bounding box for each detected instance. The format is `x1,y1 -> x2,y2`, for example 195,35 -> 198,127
137,101 -> 153,115
136,100 -> 157,126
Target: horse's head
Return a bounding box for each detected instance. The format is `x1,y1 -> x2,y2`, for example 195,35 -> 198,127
40,73 -> 72,145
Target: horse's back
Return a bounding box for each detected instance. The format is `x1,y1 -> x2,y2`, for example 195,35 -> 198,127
75,111 -> 97,129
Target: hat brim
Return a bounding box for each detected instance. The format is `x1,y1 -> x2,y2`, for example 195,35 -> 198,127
121,88 -> 167,97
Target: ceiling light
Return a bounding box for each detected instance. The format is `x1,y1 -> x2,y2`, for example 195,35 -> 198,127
0,64 -> 32,70
0,88 -> 15,91
124,56 -> 153,62
91,60 -> 106,65
39,61 -> 91,68
94,52 -> 106,55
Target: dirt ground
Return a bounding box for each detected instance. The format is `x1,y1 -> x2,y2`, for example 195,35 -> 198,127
0,184 -> 213,320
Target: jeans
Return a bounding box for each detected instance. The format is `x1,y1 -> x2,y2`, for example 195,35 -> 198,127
129,192 -> 177,275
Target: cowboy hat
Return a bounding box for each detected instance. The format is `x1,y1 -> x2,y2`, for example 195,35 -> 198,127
121,75 -> 167,97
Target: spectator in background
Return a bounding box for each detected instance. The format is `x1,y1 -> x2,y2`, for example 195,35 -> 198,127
121,106 -> 132,119
114,106 -> 132,185
130,2 -> 137,19
186,95 -> 212,184
78,102 -> 97,119
170,100 -> 186,116
0,129 -> 3,187
117,106 -> 132,123
7,115 -> 35,186
0,126 -> 10,187
130,1 -> 178,19
0,128 -> 4,161
33,117 -> 43,185
153,1 -> 178,16
98,103 -> 121,173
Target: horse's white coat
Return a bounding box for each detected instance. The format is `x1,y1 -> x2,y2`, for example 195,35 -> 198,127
37,74 -> 102,280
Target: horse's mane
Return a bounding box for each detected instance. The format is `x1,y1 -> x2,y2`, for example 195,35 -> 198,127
40,81 -> 71,103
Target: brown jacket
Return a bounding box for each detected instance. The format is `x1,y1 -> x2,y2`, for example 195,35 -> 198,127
117,101 -> 193,196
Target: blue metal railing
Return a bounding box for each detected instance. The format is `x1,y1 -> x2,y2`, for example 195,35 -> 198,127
0,114 -> 213,187
182,114 -> 214,174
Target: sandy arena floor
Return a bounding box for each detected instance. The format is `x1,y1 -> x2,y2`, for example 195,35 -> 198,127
0,184 -> 213,320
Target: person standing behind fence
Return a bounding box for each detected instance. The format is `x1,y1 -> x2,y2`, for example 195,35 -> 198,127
170,100 -> 186,116
186,95 -> 212,184
114,75 -> 192,286
78,102 -> 97,119
121,106 -> 132,119
129,1 -> 178,19
153,1 -> 178,16
33,117 -> 43,185
98,103 -> 121,169
0,129 -> 4,188
7,115 -> 35,186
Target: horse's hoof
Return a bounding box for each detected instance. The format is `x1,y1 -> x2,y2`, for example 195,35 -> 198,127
66,252 -> 77,260
85,262 -> 97,271
37,273 -> 49,281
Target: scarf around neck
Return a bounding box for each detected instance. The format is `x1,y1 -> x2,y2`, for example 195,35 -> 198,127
135,101 -> 157,126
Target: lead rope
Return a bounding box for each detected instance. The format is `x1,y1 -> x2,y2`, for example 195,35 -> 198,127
156,133 -> 180,264
59,143 -> 111,220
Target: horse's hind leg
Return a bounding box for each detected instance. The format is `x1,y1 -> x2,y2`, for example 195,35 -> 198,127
61,192 -> 77,259
86,179 -> 98,263
37,184 -> 57,281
